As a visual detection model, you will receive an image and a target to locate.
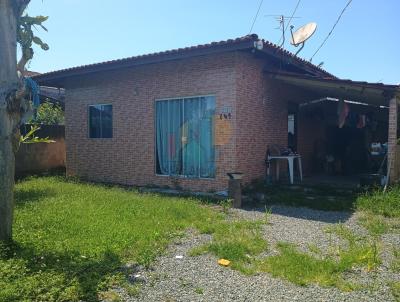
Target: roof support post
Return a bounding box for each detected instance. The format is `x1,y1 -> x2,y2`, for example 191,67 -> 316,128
388,96 -> 398,184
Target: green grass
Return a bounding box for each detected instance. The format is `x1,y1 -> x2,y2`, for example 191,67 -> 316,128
258,225 -> 381,291
190,219 -> 267,274
3,176 -> 395,300
194,287 -> 204,294
356,186 -> 400,239
358,213 -> 391,237
1,176 -> 223,302
392,248 -> 400,273
390,281 -> 400,302
258,242 -> 342,287
356,186 -> 400,218
325,224 -> 381,272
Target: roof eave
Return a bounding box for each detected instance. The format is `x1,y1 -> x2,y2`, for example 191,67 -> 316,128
33,38 -> 258,87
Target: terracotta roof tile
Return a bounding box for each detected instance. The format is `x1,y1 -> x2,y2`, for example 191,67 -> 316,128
34,34 -> 334,82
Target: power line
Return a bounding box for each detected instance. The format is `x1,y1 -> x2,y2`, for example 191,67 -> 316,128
310,0 -> 353,62
248,0 -> 264,34
277,0 -> 301,45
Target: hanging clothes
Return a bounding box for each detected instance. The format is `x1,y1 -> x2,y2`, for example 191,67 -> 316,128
24,77 -> 40,107
337,99 -> 349,128
348,112 -> 358,128
357,114 -> 366,128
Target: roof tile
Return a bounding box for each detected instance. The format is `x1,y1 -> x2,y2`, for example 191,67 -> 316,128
34,34 -> 334,81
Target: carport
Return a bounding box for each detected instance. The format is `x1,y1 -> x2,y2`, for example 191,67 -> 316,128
267,71 -> 400,184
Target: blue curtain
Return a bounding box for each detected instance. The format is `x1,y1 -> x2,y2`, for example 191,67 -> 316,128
199,96 -> 215,178
169,99 -> 183,175
156,96 -> 215,178
183,98 -> 200,177
156,101 -> 169,174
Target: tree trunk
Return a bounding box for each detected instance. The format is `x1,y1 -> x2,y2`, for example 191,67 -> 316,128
0,120 -> 16,241
0,0 -> 21,241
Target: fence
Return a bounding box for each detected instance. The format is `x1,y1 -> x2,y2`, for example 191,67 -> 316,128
16,124 -> 65,177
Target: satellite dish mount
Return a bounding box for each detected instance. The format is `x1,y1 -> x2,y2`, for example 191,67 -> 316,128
290,22 -> 317,56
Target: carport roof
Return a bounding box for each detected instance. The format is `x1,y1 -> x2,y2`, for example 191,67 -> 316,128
266,71 -> 400,107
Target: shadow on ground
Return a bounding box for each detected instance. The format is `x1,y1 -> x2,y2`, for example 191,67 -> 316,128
0,240 -> 123,302
241,180 -> 360,223
241,204 -> 353,223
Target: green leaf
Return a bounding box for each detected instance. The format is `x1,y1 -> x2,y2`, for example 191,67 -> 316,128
32,36 -> 49,50
20,125 -> 55,144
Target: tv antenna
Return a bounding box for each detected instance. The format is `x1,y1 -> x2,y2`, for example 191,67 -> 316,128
265,15 -> 301,48
289,22 -> 317,56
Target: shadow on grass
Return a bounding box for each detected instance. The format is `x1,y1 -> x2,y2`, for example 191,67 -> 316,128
14,187 -> 57,205
242,181 -> 359,223
15,167 -> 66,181
0,241 -> 124,302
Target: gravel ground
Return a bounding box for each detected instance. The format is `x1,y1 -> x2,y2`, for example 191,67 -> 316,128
117,205 -> 398,302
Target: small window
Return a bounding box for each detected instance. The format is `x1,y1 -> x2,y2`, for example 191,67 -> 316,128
88,104 -> 112,138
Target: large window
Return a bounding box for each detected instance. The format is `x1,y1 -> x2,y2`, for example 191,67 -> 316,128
156,96 -> 215,178
88,104 -> 113,138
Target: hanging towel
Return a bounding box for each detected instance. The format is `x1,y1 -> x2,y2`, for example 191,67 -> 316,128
24,77 -> 40,108
337,100 -> 349,128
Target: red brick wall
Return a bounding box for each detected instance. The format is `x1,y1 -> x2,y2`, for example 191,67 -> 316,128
64,51 -> 313,191
65,52 -> 239,192
235,52 -> 289,184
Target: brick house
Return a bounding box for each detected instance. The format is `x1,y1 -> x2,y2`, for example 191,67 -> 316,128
35,34 -> 400,191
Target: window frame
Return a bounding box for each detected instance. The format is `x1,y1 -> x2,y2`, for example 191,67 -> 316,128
154,94 -> 216,179
87,103 -> 113,139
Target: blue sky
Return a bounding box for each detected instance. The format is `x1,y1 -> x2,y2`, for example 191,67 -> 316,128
26,0 -> 399,84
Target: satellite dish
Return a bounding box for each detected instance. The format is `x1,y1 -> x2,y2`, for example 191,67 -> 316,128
290,22 -> 317,46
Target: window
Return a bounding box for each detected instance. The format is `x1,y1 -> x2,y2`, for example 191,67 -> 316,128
156,96 -> 216,178
88,104 -> 113,138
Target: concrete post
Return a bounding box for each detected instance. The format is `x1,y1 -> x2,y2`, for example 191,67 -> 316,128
388,97 -> 398,183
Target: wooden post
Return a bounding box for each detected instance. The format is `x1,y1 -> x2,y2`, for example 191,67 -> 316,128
228,179 -> 242,208
388,97 -> 398,184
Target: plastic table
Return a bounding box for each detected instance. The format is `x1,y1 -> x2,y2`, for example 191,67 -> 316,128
268,155 -> 303,184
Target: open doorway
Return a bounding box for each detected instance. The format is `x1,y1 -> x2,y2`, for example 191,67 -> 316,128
297,98 -> 389,180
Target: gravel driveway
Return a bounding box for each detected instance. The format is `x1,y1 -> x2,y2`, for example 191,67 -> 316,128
119,205 -> 398,302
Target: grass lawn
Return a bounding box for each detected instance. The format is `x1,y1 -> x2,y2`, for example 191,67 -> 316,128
2,176 -> 399,301
0,177 -> 224,301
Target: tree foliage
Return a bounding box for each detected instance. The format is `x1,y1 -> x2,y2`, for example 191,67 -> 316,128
31,100 -> 64,125
17,14 -> 49,72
